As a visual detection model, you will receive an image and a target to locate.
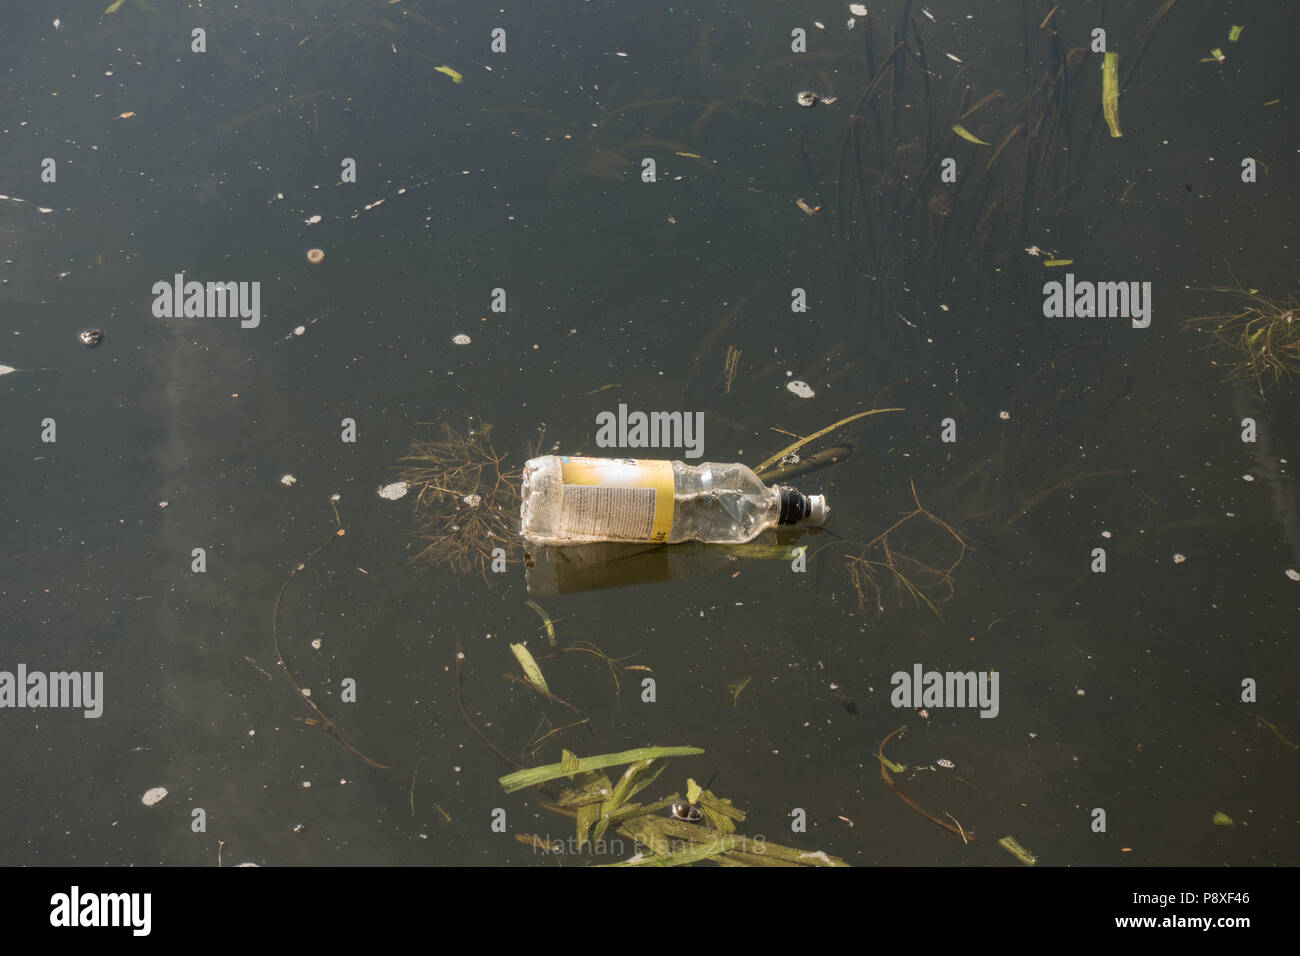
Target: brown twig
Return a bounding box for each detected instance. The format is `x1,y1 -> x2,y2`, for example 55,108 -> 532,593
271,523 -> 391,770
878,725 -> 978,842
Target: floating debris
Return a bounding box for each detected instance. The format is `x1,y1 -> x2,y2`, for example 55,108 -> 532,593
849,4 -> 868,16
1199,48 -> 1226,64
1228,25 -> 1244,43
952,123 -> 989,146
786,380 -> 815,399
0,365 -> 15,376
140,787 -> 168,807
1172,553 -> 1187,564
1212,810 -> 1234,826
945,52 -> 963,63
306,248 -> 325,265
292,325 -> 306,336
1102,52 -> 1122,136
795,198 -> 821,215
377,480 -> 409,501
305,214 -> 322,225
434,65 -> 464,84
796,91 -> 818,107
998,835 -> 1038,865
670,801 -> 703,822
452,333 -> 471,345
526,598 -> 556,645
1286,568 -> 1300,581
510,643 -> 550,696
78,329 -> 103,347
935,758 -> 956,770
280,474 -> 297,487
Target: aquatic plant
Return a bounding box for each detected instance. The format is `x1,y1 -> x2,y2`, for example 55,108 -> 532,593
1186,277 -> 1300,393
396,420 -> 523,580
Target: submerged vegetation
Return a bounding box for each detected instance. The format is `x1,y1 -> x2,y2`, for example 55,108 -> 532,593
501,748 -> 847,866
1186,275 -> 1300,393
396,421 -> 523,580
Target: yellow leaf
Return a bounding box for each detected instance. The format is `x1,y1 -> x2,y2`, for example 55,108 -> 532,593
434,65 -> 464,84
952,123 -> 990,146
510,642 -> 550,696
1102,52 -> 1121,138
998,835 -> 1038,865
686,778 -> 703,804
526,599 -> 556,645
105,0 -> 127,12
560,749 -> 580,779
1043,259 -> 1074,267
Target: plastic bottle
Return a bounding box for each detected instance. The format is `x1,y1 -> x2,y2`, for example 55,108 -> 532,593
519,456 -> 829,545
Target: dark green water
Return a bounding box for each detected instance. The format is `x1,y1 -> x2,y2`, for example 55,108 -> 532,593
0,0 -> 1295,867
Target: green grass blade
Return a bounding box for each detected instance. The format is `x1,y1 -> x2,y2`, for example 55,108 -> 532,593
499,746 -> 704,793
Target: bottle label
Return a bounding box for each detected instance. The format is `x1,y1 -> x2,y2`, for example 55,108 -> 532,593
559,457 -> 674,542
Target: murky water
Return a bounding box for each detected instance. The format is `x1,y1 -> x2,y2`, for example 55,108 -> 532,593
1,0 -> 1295,867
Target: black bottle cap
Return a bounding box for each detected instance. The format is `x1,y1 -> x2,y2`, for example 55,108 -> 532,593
778,487 -> 809,525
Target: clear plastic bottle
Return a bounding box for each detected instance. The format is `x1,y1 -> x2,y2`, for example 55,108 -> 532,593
519,456 -> 829,545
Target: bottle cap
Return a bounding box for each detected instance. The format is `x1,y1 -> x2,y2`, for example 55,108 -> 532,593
778,488 -> 830,526
806,495 -> 829,526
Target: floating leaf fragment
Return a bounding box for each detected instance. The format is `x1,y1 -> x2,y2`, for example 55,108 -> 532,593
1199,48 -> 1226,64
876,753 -> 906,773
1102,52 -> 1122,137
952,123 -> 989,145
1044,259 -> 1074,267
499,746 -> 705,793
998,835 -> 1038,865
1212,810 -> 1234,826
526,599 -> 557,645
434,65 -> 464,84
105,0 -> 127,12
510,642 -> 550,696
1228,25 -> 1243,43
674,151 -> 702,159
